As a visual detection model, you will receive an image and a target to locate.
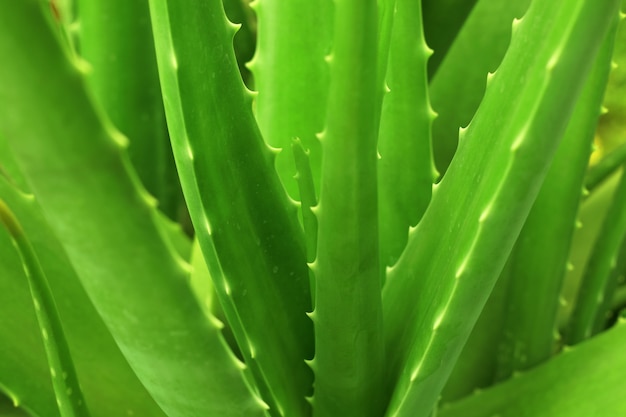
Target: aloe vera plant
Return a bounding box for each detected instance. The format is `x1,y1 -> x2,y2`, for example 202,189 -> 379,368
1,0 -> 626,416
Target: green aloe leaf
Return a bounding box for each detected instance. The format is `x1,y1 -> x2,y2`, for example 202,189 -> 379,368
148,0 -> 314,415
292,138 -> 319,301
568,163 -> 626,344
586,142 -> 626,192
0,138 -> 171,417
0,175 -> 167,417
187,238 -> 244,378
493,13 -> 618,381
0,130 -> 169,417
422,0 -> 479,77
0,199 -> 91,417
309,0 -> 384,416
0,394 -> 29,417
439,318 -> 626,417
0,2 -> 265,416
596,6 -> 626,154
382,1 -> 621,416
612,285 -> 626,311
377,0 -> 437,271
439,264 -> 511,403
559,170 -> 621,328
223,0 -> 257,87
429,0 -> 530,172
78,0 -> 180,218
249,0 -> 332,201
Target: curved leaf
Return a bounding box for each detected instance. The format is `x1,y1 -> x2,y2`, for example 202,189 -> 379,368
0,2 -> 265,416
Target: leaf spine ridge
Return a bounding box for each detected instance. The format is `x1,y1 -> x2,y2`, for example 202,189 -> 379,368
208,314 -> 225,330
108,128 -> 130,149
72,56 -> 91,75
185,143 -> 194,161
170,50 -> 178,71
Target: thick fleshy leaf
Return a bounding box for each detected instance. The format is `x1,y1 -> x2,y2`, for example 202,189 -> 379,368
568,164 -> 626,343
377,0 -> 436,271
309,0 -> 384,415
383,1 -> 621,416
422,0 -> 479,77
249,0 -> 332,201
0,394 -> 30,417
78,0 -> 180,218
1,199 -> 91,417
439,318 -> 626,417
0,2 -> 265,416
0,159 -> 167,417
148,0 -> 314,415
429,0 -> 530,172
494,15 -> 618,380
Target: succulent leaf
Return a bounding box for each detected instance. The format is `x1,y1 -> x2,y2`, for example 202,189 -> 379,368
383,1 -> 622,415
0,199 -> 91,417
586,142 -> 626,192
378,0 -> 436,272
251,0 -> 332,201
0,175 -> 168,417
78,0 -> 180,219
568,163 -> 626,343
422,0 -> 479,77
0,2 -> 265,416
429,0 -> 530,173
311,0 -> 385,415
493,12 -> 619,380
148,0 -> 314,415
292,138 -> 319,265
439,317 -> 626,417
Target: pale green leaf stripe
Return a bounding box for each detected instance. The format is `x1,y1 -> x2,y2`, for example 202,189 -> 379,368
0,2 -> 265,416
439,318 -> 626,417
310,0 -> 384,416
383,1 -> 621,416
148,1 -> 314,416
0,175 -> 167,417
568,164 -> 626,344
78,0 -> 179,218
188,239 -> 217,322
249,0 -> 332,201
0,200 -> 90,417
494,16 -> 618,381
378,0 -> 436,271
